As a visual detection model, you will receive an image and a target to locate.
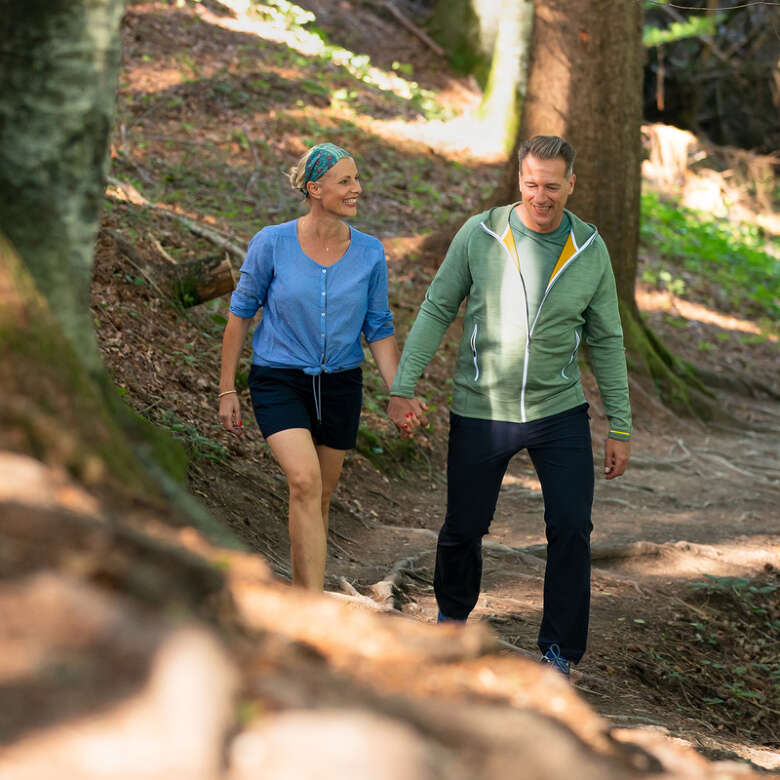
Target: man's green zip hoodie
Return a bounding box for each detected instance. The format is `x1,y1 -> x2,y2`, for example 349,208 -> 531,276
390,204 -> 632,440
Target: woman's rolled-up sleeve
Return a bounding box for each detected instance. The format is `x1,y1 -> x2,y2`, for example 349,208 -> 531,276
229,230 -> 274,318
362,251 -> 394,343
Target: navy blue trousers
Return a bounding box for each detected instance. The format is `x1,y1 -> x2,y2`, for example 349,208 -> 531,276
434,404 -> 594,663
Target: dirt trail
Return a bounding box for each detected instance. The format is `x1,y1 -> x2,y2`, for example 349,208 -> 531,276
259,390 -> 779,770
89,1 -> 780,770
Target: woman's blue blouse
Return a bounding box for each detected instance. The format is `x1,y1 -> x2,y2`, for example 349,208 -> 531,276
229,220 -> 394,375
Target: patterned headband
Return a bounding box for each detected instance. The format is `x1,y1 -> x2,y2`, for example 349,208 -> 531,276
301,143 -> 352,196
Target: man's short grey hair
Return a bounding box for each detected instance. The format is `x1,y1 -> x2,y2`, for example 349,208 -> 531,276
518,135 -> 576,178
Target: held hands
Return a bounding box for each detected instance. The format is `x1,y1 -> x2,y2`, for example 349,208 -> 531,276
219,392 -> 243,437
604,438 -> 630,480
387,395 -> 428,439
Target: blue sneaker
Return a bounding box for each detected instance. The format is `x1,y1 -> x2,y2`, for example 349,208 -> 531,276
541,644 -> 570,678
437,610 -> 466,624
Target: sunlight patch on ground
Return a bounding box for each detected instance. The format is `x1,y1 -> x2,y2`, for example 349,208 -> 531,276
192,1 -> 506,163
106,179 -> 230,230
381,235 -> 430,264
195,2 -> 431,103
501,474 -> 542,491
636,288 -> 777,340
124,65 -> 189,94
610,536 -> 780,581
363,115 -> 509,164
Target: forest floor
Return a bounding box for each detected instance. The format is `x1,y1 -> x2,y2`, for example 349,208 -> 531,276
90,0 -> 779,773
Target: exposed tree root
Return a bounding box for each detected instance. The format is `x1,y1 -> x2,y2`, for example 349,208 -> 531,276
377,524 -> 438,540
693,448 -> 780,487
692,365 -> 780,402
368,553 -> 429,611
103,227 -> 235,308
328,581 -> 405,614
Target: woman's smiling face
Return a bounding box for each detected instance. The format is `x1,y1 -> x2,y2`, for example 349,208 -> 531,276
310,157 -> 362,216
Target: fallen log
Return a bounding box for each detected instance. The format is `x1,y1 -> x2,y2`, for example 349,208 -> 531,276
103,227 -> 236,307
154,253 -> 236,307
106,176 -> 247,260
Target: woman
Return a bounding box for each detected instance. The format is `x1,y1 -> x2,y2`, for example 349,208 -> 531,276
219,142 -> 426,591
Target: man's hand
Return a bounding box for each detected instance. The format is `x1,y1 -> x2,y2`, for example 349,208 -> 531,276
388,395 -> 428,439
604,438 -> 630,479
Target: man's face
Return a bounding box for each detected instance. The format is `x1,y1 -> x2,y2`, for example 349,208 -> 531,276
517,154 -> 575,233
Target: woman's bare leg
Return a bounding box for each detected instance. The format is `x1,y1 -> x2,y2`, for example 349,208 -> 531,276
316,444 -> 347,537
266,428 -> 325,590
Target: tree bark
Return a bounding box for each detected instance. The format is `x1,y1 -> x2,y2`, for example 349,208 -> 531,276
512,0 -> 644,309
428,0 -> 492,80
0,1 -> 238,514
511,0 -> 715,417
0,0 -> 125,376
430,0 -> 533,156
161,255 -> 236,308
476,0 -> 534,155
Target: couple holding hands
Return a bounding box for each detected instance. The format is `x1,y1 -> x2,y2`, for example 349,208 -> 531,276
219,138 -> 631,676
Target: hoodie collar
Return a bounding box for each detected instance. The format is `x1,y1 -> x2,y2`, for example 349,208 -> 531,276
482,204 -> 598,247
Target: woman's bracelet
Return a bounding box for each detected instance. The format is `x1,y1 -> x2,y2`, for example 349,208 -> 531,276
218,389 -> 238,398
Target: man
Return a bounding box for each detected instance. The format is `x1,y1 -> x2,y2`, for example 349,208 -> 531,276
388,135 -> 631,678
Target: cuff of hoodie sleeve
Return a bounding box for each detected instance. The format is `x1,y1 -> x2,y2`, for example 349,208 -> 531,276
389,376 -> 415,398
607,427 -> 631,441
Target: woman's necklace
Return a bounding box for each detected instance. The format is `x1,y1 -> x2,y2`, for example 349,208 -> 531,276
305,218 -> 345,253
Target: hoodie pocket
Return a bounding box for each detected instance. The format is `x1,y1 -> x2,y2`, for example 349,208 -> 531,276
470,321 -> 480,382
561,329 -> 581,380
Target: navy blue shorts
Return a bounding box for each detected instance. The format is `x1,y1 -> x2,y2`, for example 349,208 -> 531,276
248,364 -> 363,450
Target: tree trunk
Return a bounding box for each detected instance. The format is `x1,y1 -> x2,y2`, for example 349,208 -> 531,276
428,0 -> 494,81
0,1 -> 237,523
514,0 -> 644,306
513,0 -> 715,417
475,0 -> 534,155
0,0 -> 125,376
423,0 -> 533,253
430,0 -> 533,156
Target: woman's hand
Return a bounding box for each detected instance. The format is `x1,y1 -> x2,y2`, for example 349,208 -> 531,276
219,392 -> 243,437
387,395 -> 428,438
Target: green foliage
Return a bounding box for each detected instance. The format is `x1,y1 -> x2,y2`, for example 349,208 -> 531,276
159,409 -> 228,463
641,267 -> 685,297
391,61 -> 414,76
643,13 -> 722,47
248,0 -> 450,121
356,425 -> 420,474
691,574 -> 778,601
262,0 -> 316,26
640,191 -> 779,320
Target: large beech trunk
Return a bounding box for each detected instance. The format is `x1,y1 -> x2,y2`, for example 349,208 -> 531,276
0,1 -> 213,503
509,0 -> 644,309
506,0 -> 716,418
0,0 -> 125,375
